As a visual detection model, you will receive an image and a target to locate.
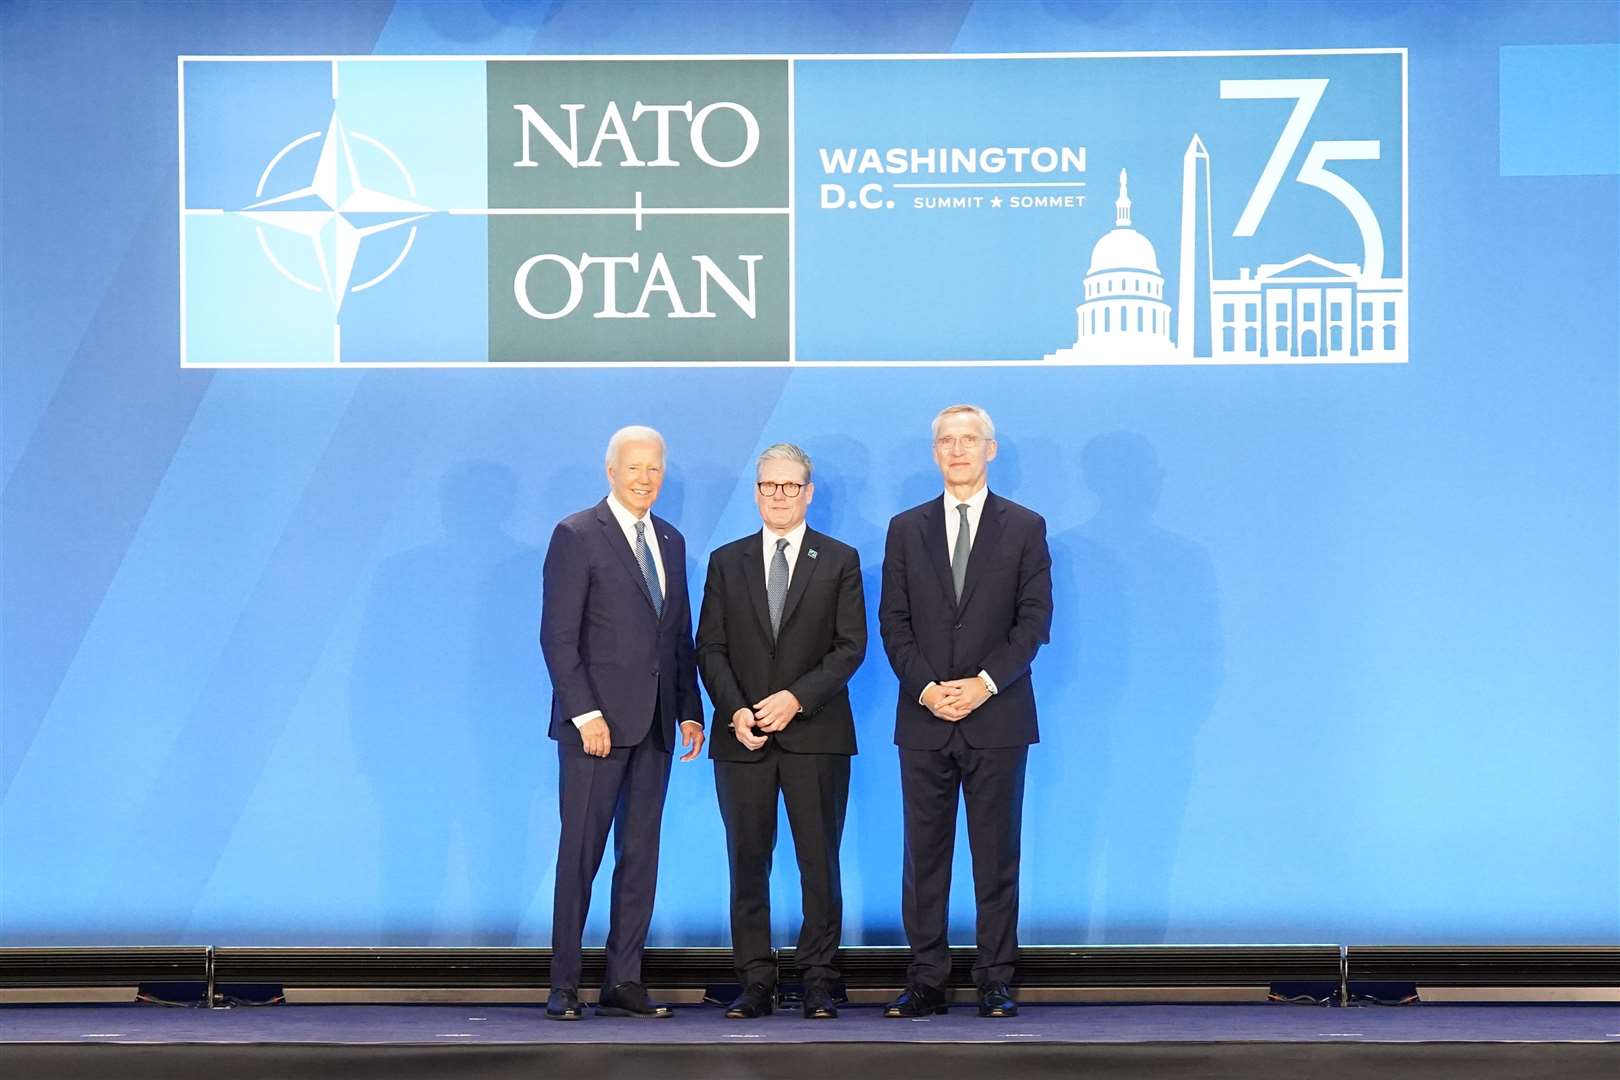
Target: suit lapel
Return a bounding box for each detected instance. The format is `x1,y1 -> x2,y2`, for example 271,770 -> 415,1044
653,515 -> 679,626
777,528 -> 822,634
739,532 -> 773,640
920,499 -> 958,607
958,492 -> 1006,611
596,500 -> 657,616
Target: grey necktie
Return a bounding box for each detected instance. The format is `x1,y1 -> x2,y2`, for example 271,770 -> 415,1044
634,520 -> 663,617
951,502 -> 971,604
767,537 -> 790,637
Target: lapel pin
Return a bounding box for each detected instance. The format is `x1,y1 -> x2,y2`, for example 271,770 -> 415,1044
807,548 -> 818,559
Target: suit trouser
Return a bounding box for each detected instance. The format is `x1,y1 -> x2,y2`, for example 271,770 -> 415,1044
714,748 -> 851,987
899,726 -> 1028,989
550,724 -> 672,991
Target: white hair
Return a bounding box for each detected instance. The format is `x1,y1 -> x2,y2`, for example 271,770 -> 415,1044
756,442 -> 812,483
605,425 -> 666,467
931,404 -> 996,442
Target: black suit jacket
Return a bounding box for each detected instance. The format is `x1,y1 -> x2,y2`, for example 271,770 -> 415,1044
540,499 -> 702,748
879,491 -> 1053,750
697,528 -> 866,760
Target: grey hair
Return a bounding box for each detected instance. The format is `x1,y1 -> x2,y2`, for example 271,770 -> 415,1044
756,442 -> 812,483
931,404 -> 996,443
604,425 -> 666,467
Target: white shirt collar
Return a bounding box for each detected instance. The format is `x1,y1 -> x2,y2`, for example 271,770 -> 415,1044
762,520 -> 808,551
942,485 -> 990,514
606,492 -> 650,531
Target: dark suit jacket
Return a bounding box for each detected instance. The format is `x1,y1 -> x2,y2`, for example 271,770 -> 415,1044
540,499 -> 702,748
879,491 -> 1053,750
697,528 -> 867,760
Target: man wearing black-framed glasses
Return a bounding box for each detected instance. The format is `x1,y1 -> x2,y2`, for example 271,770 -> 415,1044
697,443 -> 867,1020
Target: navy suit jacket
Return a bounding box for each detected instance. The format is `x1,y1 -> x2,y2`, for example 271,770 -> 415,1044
540,499 -> 702,748
879,491 -> 1053,750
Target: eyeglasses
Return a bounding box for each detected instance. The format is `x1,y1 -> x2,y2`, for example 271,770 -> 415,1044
934,435 -> 984,452
757,481 -> 804,497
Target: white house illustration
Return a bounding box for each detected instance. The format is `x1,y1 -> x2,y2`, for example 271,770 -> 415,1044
1048,134 -> 1408,364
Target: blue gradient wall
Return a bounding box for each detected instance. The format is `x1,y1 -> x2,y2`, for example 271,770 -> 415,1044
2,0 -> 1616,947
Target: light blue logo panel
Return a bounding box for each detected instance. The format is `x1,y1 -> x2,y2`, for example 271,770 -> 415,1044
794,52 -> 1405,364
182,59 -> 489,363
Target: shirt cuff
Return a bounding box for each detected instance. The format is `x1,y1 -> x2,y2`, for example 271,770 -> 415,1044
570,710 -> 603,730
977,670 -> 998,695
918,681 -> 937,706
679,719 -> 704,729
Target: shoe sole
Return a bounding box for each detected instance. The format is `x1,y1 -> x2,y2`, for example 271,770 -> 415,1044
545,1012 -> 584,1021
595,1007 -> 672,1018
884,1006 -> 948,1018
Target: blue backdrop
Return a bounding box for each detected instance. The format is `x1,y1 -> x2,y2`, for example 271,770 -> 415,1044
2,0 -> 1616,948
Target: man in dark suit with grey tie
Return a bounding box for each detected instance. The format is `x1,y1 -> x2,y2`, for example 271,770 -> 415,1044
697,444 -> 867,1021
879,405 -> 1053,1019
539,425 -> 705,1021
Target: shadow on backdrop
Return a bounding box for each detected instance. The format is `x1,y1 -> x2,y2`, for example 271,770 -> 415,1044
1041,431 -> 1224,944
349,461 -> 545,944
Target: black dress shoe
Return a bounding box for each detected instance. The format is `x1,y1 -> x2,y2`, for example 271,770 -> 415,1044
724,982 -> 775,1019
596,981 -> 673,1018
801,983 -> 838,1020
977,982 -> 1018,1018
884,984 -> 947,1018
545,987 -> 585,1021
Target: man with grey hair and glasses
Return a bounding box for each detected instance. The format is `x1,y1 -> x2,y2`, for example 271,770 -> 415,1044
879,405 -> 1053,1019
539,425 -> 705,1021
697,443 -> 867,1020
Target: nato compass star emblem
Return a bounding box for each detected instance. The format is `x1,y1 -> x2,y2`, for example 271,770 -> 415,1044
238,111 -> 430,312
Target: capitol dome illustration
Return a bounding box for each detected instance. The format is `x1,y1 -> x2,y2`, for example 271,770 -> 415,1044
1047,168 -> 1177,363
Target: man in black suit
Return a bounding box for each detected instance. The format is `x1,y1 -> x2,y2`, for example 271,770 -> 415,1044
879,405 -> 1053,1019
697,443 -> 867,1021
539,425 -> 705,1021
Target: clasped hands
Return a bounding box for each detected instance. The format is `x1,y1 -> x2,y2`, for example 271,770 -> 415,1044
731,690 -> 801,751
922,676 -> 991,722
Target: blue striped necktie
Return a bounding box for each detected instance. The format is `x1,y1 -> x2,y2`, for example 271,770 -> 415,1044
634,520 -> 663,617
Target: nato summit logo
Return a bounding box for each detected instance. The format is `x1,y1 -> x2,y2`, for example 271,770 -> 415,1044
180,57 -> 789,365
182,51 -> 1403,367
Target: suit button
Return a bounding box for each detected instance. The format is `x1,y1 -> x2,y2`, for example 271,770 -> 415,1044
652,668 -> 660,677
954,623 -> 963,630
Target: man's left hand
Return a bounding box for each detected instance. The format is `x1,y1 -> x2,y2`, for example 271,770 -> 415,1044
678,721 -> 706,762
939,676 -> 991,714
753,690 -> 802,733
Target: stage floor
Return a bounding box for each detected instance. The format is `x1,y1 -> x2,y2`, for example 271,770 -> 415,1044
4,1002 -> 1617,1079
3,1000 -> 1618,1043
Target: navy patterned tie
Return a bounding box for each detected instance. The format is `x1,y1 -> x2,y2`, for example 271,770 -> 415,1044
767,537 -> 790,638
634,520 -> 663,617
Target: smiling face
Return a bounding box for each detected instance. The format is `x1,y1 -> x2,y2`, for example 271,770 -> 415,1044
607,438 -> 665,516
932,411 -> 997,494
755,457 -> 813,535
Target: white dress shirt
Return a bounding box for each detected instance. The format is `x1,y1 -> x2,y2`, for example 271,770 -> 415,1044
573,493 -> 693,732
605,492 -> 666,595
942,484 -> 990,562
922,484 -> 998,703
761,521 -> 809,583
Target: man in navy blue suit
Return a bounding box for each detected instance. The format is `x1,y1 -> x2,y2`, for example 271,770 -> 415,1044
879,405 -> 1053,1020
540,425 -> 705,1020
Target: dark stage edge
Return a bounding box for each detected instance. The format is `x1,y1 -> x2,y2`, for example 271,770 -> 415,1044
3,1003 -> 1617,1080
